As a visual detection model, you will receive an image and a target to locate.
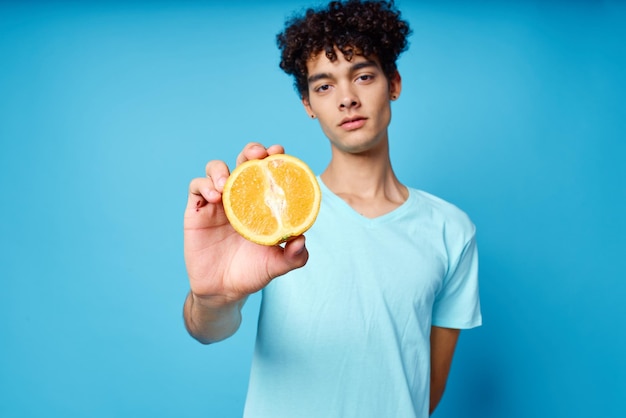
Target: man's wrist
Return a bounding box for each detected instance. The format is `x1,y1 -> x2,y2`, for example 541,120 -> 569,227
189,290 -> 246,312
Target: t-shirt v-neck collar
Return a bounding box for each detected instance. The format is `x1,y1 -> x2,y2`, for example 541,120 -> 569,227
317,176 -> 415,225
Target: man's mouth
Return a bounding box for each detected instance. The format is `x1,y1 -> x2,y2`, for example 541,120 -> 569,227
340,116 -> 367,130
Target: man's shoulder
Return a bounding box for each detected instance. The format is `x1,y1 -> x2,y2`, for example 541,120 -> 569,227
408,188 -> 476,236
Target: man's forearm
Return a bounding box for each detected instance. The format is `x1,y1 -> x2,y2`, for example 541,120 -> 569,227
183,291 -> 247,344
429,326 -> 460,414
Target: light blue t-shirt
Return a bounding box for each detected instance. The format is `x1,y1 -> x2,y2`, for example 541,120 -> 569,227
243,179 -> 482,418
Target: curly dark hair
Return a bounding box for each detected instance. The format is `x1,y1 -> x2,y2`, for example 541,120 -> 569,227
277,0 -> 412,99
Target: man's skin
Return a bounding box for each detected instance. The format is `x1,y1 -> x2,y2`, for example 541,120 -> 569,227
183,49 -> 460,414
183,143 -> 308,344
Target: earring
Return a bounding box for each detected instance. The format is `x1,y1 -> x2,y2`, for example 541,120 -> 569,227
310,114 -> 316,119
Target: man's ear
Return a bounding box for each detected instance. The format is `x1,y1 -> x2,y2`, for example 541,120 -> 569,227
302,97 -> 316,119
389,71 -> 402,100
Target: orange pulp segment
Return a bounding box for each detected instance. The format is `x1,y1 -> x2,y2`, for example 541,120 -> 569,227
222,154 -> 321,246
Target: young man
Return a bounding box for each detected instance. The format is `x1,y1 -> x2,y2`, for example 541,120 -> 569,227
183,1 -> 481,417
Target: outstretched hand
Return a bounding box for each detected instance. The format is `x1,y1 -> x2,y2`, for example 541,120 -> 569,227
184,142 -> 309,307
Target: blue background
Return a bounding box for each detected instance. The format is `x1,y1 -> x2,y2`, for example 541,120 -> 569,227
1,1 -> 625,417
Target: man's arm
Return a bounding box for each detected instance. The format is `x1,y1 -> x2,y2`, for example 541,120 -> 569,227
429,326 -> 461,415
182,143 -> 309,344
183,292 -> 247,344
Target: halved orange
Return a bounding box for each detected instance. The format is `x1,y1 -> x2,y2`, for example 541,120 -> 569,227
222,154 -> 321,246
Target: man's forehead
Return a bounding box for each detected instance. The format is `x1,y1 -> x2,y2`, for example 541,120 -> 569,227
306,49 -> 381,72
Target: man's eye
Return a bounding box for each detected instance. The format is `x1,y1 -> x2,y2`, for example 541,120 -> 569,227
358,74 -> 373,82
316,84 -> 330,92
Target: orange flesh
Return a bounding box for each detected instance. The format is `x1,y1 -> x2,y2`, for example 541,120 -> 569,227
223,154 -> 320,245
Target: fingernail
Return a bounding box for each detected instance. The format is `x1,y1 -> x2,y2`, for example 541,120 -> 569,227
216,177 -> 226,189
294,242 -> 306,255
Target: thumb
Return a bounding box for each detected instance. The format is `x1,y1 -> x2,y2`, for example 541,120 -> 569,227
267,235 -> 309,279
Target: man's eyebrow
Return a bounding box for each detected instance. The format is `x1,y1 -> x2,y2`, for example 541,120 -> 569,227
307,60 -> 379,84
308,72 -> 331,84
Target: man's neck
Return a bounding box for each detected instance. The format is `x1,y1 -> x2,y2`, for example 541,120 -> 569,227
320,143 -> 408,218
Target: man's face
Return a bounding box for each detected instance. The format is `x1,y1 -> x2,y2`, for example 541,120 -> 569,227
302,49 -> 401,155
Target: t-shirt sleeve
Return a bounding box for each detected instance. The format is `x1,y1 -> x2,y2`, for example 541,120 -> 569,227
432,230 -> 482,329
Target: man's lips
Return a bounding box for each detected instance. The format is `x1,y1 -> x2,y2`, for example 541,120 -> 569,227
339,116 -> 367,130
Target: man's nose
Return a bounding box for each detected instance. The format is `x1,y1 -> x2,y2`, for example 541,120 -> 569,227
338,86 -> 360,110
